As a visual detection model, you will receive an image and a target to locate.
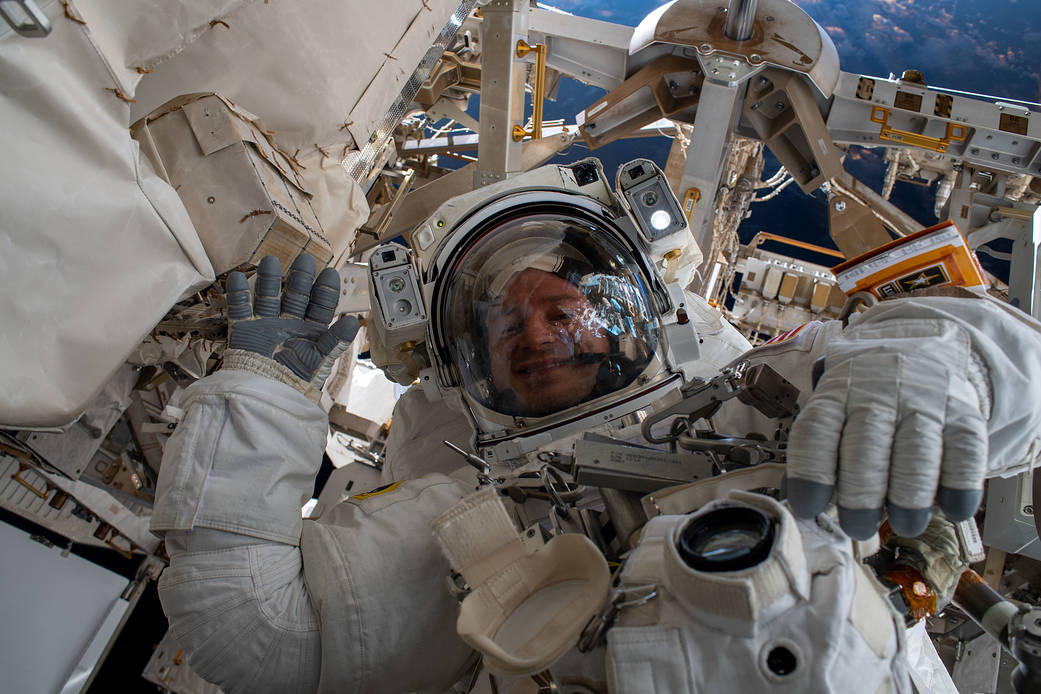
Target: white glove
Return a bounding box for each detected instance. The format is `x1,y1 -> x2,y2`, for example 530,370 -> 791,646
786,319 -> 987,540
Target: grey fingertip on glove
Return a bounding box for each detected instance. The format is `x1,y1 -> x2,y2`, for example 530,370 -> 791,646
788,467 -> 982,541
282,254 -> 317,319
786,474 -> 976,540
254,255 -> 283,318
306,267 -> 342,325
226,271 -> 253,322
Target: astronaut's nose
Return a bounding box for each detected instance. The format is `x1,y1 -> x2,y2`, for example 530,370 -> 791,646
517,315 -> 559,350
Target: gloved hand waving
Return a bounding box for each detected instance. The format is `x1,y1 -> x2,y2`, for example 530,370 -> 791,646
223,253 -> 360,402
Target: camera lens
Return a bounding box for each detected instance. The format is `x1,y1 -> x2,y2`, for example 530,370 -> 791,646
677,506 -> 775,572
642,191 -> 659,207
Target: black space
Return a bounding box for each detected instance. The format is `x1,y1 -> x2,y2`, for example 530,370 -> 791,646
85,582 -> 168,694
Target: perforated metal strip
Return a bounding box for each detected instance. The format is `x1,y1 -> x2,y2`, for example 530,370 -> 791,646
343,0 -> 478,184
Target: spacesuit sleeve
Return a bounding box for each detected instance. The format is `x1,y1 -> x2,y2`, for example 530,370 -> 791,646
151,370 -> 474,694
718,293 -> 1041,478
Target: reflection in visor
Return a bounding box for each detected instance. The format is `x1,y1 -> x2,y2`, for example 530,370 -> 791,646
439,211 -> 661,419
580,274 -> 645,337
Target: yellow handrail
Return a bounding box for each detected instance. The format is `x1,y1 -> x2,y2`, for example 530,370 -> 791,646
513,40 -> 547,141
752,232 -> 846,259
870,106 -> 967,154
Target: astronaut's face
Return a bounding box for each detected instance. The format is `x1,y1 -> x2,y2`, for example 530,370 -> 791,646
487,268 -> 610,416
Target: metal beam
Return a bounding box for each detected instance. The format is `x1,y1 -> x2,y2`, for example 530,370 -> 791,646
401,120 -> 672,157
527,7 -> 632,90
830,171 -> 919,239
475,0 -> 529,187
678,80 -> 747,269
1010,206 -> 1041,318
827,70 -> 1041,179
426,97 -> 481,133
724,0 -> 759,41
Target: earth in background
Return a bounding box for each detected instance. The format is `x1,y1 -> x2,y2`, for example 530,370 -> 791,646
457,0 -> 1041,276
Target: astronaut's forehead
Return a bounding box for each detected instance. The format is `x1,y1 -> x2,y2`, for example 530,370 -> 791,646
493,268 -> 586,312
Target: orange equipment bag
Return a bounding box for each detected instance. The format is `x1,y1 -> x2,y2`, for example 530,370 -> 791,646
831,220 -> 987,299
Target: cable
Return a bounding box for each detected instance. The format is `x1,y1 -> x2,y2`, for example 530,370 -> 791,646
752,175 -> 795,202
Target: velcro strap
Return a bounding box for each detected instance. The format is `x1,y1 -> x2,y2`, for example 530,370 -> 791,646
433,487 -> 529,587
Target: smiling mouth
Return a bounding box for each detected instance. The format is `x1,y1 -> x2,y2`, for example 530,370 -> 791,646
514,359 -> 575,375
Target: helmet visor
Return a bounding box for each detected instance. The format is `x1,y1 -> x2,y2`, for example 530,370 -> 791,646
439,209 -> 662,419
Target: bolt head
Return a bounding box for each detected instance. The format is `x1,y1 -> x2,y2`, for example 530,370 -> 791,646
834,200 -> 846,212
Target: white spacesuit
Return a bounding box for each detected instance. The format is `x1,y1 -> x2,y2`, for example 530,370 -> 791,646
151,158 -> 1041,694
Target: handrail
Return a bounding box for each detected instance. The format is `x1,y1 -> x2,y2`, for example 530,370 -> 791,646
513,40 -> 548,141
751,232 -> 846,259
870,106 -> 967,154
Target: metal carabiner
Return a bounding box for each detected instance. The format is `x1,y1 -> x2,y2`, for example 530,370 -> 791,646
540,463 -> 571,519
577,584 -> 659,653
577,589 -> 621,653
530,669 -> 560,693
617,585 -> 659,610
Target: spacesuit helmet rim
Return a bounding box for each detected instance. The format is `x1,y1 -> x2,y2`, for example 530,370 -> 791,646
430,196 -> 672,433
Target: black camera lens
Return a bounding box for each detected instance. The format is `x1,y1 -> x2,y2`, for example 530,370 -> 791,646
572,161 -> 599,186
677,506 -> 775,572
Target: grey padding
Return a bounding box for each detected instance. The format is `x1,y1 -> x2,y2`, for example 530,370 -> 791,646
281,254 -> 316,318
786,477 -> 834,518
937,486 -> 983,522
887,503 -> 932,538
274,316 -> 360,381
837,506 -> 884,541
305,267 -> 341,324
254,256 -> 282,317
226,271 -> 252,320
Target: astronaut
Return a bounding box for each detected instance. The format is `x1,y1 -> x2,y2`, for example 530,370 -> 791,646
487,265 -> 618,416
151,157 -> 1041,694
